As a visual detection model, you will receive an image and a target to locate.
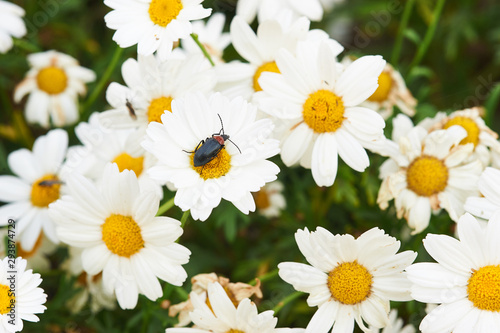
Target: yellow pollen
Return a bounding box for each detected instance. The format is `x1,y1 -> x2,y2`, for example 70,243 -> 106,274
30,174 -> 61,207
0,284 -> 15,315
36,66 -> 68,94
147,96 -> 173,123
253,61 -> 280,92
468,265 -> 500,312
225,330 -> 245,333
17,234 -> 44,259
112,152 -> 145,177
254,189 -> 271,210
368,71 -> 393,102
101,214 -> 144,257
327,261 -> 373,305
148,0 -> 183,27
190,147 -> 231,180
303,90 -> 345,133
443,116 -> 480,147
406,156 -> 448,197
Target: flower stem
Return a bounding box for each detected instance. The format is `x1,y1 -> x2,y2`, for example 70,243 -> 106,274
190,33 -> 215,67
272,291 -> 303,314
13,38 -> 42,53
391,0 -> 416,66
485,83 -> 500,127
156,197 -> 176,216
180,210 -> 190,228
409,0 -> 446,70
81,46 -> 124,120
248,268 -> 279,286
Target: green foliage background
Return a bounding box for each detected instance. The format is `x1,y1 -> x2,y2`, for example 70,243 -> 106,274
1,0 -> 500,332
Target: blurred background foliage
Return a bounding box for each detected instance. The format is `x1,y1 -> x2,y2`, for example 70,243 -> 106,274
1,0 -> 500,332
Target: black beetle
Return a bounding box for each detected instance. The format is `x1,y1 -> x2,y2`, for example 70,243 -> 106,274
185,114 -> 241,167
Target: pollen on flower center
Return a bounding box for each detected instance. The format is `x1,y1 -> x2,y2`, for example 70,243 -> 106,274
443,116 -> 480,147
148,96 -> 173,123
0,284 -> 15,315
302,89 -> 345,133
190,147 -> 231,180
406,156 -> 449,197
368,71 -> 392,102
225,330 -> 245,333
31,174 -> 61,207
36,66 -> 68,94
253,61 -> 280,92
467,265 -> 500,312
148,0 -> 183,27
112,152 -> 145,177
327,261 -> 373,305
101,214 -> 144,257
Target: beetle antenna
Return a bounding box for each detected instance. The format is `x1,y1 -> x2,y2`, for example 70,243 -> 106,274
217,113 -> 224,135
227,138 -> 242,154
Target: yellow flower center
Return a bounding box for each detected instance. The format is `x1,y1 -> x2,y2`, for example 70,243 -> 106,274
0,284 -> 15,315
254,189 -> 271,210
148,96 -> 173,123
101,214 -> 144,257
467,265 -> 500,312
327,261 -> 373,305
30,174 -> 61,207
190,148 -> 231,180
112,152 -> 145,177
226,330 -> 245,333
148,0 -> 183,27
368,71 -> 393,103
303,90 -> 345,133
36,66 -> 68,95
17,234 -> 44,259
443,116 -> 480,147
406,156 -> 448,197
253,61 -> 280,92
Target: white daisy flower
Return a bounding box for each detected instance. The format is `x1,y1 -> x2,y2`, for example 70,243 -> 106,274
180,13 -> 231,64
61,113 -> 162,195
358,61 -> 416,120
465,167 -> 500,220
0,0 -> 26,54
407,212 -> 500,332
13,50 -> 95,128
236,0 -> 324,23
62,247 -> 116,313
370,310 -> 415,333
98,53 -> 216,130
169,272 -> 263,327
254,181 -> 286,218
255,40 -> 386,187
418,107 -> 500,167
377,117 -> 483,234
142,92 -> 280,221
216,15 -> 335,102
166,281 -> 298,333
0,129 -> 68,251
0,257 -> 47,333
104,0 -> 211,61
278,227 -> 417,332
49,163 -> 191,309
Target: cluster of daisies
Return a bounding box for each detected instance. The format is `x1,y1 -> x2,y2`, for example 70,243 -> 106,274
1,0 -> 500,332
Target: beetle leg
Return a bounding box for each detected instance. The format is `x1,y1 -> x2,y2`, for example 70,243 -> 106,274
182,139 -> 205,154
